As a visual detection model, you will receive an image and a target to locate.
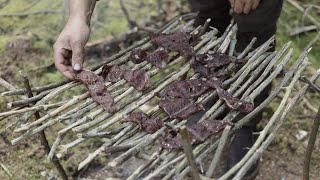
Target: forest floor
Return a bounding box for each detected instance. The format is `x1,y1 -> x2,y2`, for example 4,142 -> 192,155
0,0 -> 320,179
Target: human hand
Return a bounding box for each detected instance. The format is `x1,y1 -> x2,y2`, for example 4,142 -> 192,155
53,18 -> 90,79
229,0 -> 260,14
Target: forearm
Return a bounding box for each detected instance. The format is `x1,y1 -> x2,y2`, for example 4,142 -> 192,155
68,0 -> 97,25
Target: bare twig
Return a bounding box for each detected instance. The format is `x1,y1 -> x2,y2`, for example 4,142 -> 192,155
303,104 -> 320,180
206,125 -> 231,177
7,90 -> 50,108
0,102 -> 64,118
19,71 -> 68,180
119,0 -> 136,29
286,0 -> 320,29
222,61 -> 310,180
0,10 -> 61,17
0,162 -> 14,180
179,126 -> 201,180
300,76 -> 320,94
290,25 -> 317,36
233,65 -> 316,179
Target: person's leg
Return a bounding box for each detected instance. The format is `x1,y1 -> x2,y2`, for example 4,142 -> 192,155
188,0 -> 231,35
228,0 -> 284,177
234,0 -> 284,52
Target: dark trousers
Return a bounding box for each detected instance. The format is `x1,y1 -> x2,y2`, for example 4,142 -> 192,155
189,0 -> 283,51
189,0 -> 283,172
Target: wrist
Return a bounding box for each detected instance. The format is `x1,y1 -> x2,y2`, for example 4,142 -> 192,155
68,15 -> 91,27
69,0 -> 96,26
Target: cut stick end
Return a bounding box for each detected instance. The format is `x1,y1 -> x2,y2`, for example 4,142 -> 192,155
108,161 -> 117,167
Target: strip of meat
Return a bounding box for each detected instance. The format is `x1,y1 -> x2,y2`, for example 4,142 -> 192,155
130,48 -> 148,64
158,79 -> 210,99
121,112 -> 163,134
101,65 -> 150,91
151,32 -> 194,56
196,53 -> 246,68
192,52 -> 246,78
158,98 -> 204,119
196,53 -> 232,68
102,65 -> 124,82
123,69 -> 150,91
206,78 -> 254,112
146,49 -> 169,69
191,62 -> 209,77
75,70 -> 117,112
162,120 -> 233,149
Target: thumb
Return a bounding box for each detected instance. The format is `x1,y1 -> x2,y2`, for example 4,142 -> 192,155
71,45 -> 85,72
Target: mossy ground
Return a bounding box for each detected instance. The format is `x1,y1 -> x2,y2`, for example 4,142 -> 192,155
0,0 -> 319,179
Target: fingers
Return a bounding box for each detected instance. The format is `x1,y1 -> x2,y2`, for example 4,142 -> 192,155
54,46 -> 75,79
234,0 -> 245,14
71,44 -> 85,72
243,0 -> 252,14
229,0 -> 235,8
232,0 -> 260,14
252,0 -> 260,10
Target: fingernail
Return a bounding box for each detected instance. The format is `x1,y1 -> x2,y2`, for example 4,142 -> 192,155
73,63 -> 81,71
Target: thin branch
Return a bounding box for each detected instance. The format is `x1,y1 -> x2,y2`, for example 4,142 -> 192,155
0,162 -> 14,180
119,0 -> 136,29
303,104 -> 320,180
221,61 -> 310,180
300,75 -> 320,94
7,90 -> 51,108
233,63 -> 314,179
19,71 -> 68,180
287,0 -> 320,29
0,102 -> 65,118
179,126 -> 201,180
0,10 -> 61,17
206,125 -> 231,177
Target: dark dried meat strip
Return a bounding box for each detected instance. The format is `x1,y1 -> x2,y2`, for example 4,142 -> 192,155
102,65 -> 124,82
206,78 -> 254,112
196,53 -> 233,68
121,112 -> 163,134
162,120 -> 232,149
130,48 -> 148,64
146,49 -> 169,69
75,70 -> 116,112
192,53 -> 246,78
101,65 -> 150,91
191,62 -> 209,77
158,79 -> 210,99
151,32 -> 194,56
124,69 -> 150,91
196,53 -> 246,68
158,97 -> 204,119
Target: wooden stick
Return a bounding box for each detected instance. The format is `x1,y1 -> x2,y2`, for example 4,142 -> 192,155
220,61 -> 310,180
127,149 -> 162,180
0,10 -> 61,17
177,45 -> 311,179
0,102 -> 65,118
206,125 -> 231,177
7,90 -> 51,108
233,62 -> 312,179
303,105 -> 320,180
179,126 -> 201,180
0,162 -> 14,180
300,75 -> 320,94
19,71 -> 68,180
286,0 -> 320,29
